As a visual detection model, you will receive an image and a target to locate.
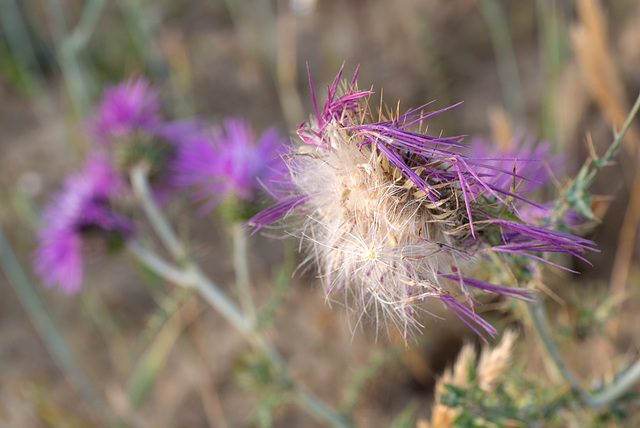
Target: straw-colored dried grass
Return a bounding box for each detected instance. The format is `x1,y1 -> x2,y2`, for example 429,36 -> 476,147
417,330 -> 517,428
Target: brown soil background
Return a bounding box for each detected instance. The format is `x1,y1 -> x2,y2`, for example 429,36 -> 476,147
1,1 -> 640,427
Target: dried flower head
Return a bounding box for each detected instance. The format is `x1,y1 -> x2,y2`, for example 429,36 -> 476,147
419,330 -> 517,428
248,65 -> 595,339
173,117 -> 287,213
33,153 -> 133,293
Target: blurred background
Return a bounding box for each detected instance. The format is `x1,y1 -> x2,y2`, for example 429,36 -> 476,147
1,0 -> 640,426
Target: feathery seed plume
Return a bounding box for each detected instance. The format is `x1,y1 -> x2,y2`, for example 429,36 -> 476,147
248,64 -> 595,339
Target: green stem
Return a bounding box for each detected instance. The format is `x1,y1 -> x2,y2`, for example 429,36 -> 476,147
527,300 -> 590,402
129,165 -> 353,428
0,224 -> 112,424
64,0 -> 106,53
477,0 -> 526,124
530,91 -> 640,410
528,299 -> 640,408
128,240 -> 193,286
589,90 -> 640,179
232,222 -> 256,321
588,358 -> 640,407
535,0 -> 569,144
130,164 -> 185,261
559,90 -> 640,221
295,389 -> 354,428
130,164 -> 248,332
114,0 -> 166,77
0,0 -> 45,92
43,0 -> 93,115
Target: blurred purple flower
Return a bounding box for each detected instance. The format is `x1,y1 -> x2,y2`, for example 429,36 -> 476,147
88,78 -> 162,143
465,136 -> 563,196
88,77 -> 198,146
173,117 -> 288,213
33,153 -> 133,293
464,137 -> 588,230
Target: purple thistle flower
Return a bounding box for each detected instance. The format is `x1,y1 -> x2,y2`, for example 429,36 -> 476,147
87,77 -> 199,147
246,64 -> 596,340
516,203 -> 585,231
88,78 -> 163,144
465,137 -> 589,234
465,136 -> 562,195
173,117 -> 288,213
33,153 -> 133,293
87,77 -> 202,204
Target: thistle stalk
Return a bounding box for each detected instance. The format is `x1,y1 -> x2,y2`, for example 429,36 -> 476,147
232,222 -> 256,321
530,90 -> 640,408
528,299 -> 640,407
129,164 -> 353,428
0,225 -> 113,424
560,91 -> 640,221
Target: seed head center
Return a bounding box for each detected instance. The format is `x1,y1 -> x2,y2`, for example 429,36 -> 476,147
362,247 -> 377,262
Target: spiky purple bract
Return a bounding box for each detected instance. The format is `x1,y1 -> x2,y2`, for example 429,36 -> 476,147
173,117 -> 288,213
34,153 -> 133,293
247,65 -> 596,340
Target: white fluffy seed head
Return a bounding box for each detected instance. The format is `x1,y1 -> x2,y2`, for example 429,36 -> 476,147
289,121 -> 461,333
250,71 -> 584,340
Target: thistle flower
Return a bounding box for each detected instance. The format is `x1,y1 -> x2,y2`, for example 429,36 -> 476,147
88,78 -> 163,143
87,77 -> 200,201
173,117 -> 288,214
247,65 -> 596,339
465,137 -> 590,231
464,136 -> 562,195
33,153 -> 133,293
88,77 -> 198,145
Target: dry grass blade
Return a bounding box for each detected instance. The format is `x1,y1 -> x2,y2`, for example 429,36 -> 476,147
438,343 -> 476,393
489,106 -> 513,151
419,343 -> 474,428
572,0 -> 640,306
571,0 -> 640,152
609,170 -> 640,295
477,329 -> 517,391
418,330 -> 517,428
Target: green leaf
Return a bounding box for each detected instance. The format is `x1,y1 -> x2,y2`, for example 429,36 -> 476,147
389,401 -> 418,428
127,307 -> 185,408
